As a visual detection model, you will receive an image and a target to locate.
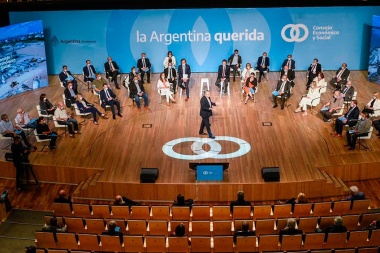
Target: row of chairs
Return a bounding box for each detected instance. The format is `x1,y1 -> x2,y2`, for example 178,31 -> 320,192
44,212 -> 380,236
52,199 -> 371,220
35,230 -> 380,252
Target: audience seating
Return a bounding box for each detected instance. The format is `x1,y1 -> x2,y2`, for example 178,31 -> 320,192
52,203 -> 72,217
55,232 -> 78,250
170,220 -> 190,235
273,204 -> 292,218
145,235 -> 167,252
33,129 -> 51,152
167,236 -> 189,252
131,205 -> 150,220
191,205 -> 210,220
235,235 -> 257,252
332,200 -> 353,216
281,234 -> 303,251
298,216 -> 319,233
312,201 -> 333,216
63,217 -> 85,233
254,218 -> 275,235
76,233 -> 101,251
357,248 -> 379,253
84,218 -> 105,234
111,205 -> 130,220
147,219 -> 169,235
72,204 -> 91,218
151,205 -> 170,220
347,230 -> 369,248
234,219 -> 254,233
367,229 -> 380,247
342,214 -> 361,231
351,199 -> 371,214
324,232 -> 348,249
171,206 -> 191,220
258,234 -> 280,252
303,232 -> 326,250
104,218 -> 127,234
35,231 -> 57,248
252,204 -> 272,219
292,203 -> 313,218
360,212 -> 380,227
212,220 -> 232,235
190,236 -> 211,252
123,235 -> 145,252
127,219 -> 147,236
318,216 -> 336,230
91,204 -> 111,219
212,206 -> 231,220
232,206 -> 252,220
276,217 -> 289,233
191,220 -> 211,236
213,235 -> 234,252
99,234 -> 123,252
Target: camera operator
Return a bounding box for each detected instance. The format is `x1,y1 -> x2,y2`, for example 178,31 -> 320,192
11,136 -> 35,192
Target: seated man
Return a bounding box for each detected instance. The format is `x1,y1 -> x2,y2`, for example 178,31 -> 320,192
100,83 -> 122,119
164,62 -> 177,94
345,112 -> 372,150
316,216 -> 347,241
104,56 -> 120,89
63,81 -> 77,107
76,93 -> 106,125
228,49 -> 242,82
129,75 -> 149,111
42,217 -> 67,232
137,52 -> 151,84
320,90 -> 344,122
340,81 -> 355,102
0,113 -> 32,148
281,54 -> 296,70
15,108 -> 37,129
307,58 -> 321,89
54,102 -> 79,138
230,191 -> 251,213
280,65 -> 295,87
54,189 -> 73,204
272,75 -> 291,110
114,194 -> 140,206
102,220 -> 123,243
233,221 -> 256,243
330,63 -> 350,90
256,52 -> 270,83
36,116 -> 58,150
344,185 -> 365,200
83,59 -> 96,83
59,65 -> 78,92
173,194 -> 193,208
215,59 -> 230,93
331,100 -> 360,138
92,73 -> 107,94
279,218 -> 302,242
178,58 -> 191,101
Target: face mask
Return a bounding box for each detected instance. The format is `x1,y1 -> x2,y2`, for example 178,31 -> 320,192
168,66 -> 171,69
87,64 -> 90,66
43,98 -> 47,101
80,97 -> 83,100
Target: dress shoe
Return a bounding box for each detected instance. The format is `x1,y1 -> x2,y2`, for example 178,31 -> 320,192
69,134 -> 75,138
118,113 -> 123,117
344,144 -> 350,147
281,106 -> 284,110
144,106 -> 150,110
273,104 -> 278,108
209,135 -> 216,139
116,86 -> 120,89
333,134 -> 342,138
185,98 -> 189,102
348,147 -> 355,150
112,114 -> 116,119
74,131 -> 81,134
199,132 -> 207,135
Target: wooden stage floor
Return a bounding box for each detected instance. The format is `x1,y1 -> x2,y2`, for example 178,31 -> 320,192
0,70 -> 380,202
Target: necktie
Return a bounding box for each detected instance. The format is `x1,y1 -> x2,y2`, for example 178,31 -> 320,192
207,97 -> 212,108
288,60 -> 291,68
110,62 -> 115,71
280,82 -> 286,92
337,69 -> 344,79
88,66 -> 93,77
261,58 -> 265,67
312,65 -> 316,73
142,58 -> 146,68
343,87 -> 348,94
370,98 -> 376,107
105,89 -> 110,99
168,68 -> 172,79
222,66 -> 225,77
183,66 -> 186,75
346,107 -> 353,117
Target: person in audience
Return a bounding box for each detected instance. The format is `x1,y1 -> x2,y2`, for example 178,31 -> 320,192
92,73 -> 107,94
63,81 -> 77,107
272,75 -> 291,110
0,114 -> 32,148
163,50 -> 176,69
42,217 -> 67,232
364,219 -> 380,230
113,194 -> 140,206
15,108 -> 37,129
256,52 -> 270,83
54,189 -> 73,204
104,56 -> 120,89
241,63 -> 255,84
171,223 -> 186,236
39,93 -> 56,115
233,221 -> 256,243
137,52 -> 151,84
279,192 -> 308,205
36,116 -> 58,150
230,191 -> 251,213
228,49 -> 242,82
127,66 -> 139,87
281,54 -> 296,70
320,90 -> 344,122
83,59 -> 96,83
344,185 -> 365,200
243,72 -> 257,104
306,58 -> 322,89
76,93 -> 106,125
362,92 -> 380,117
279,218 -> 302,242
316,216 -> 347,239
345,112 -> 372,150
100,83 -> 122,119
340,81 -> 355,102
129,75 -> 150,111
157,72 -> 176,106
102,220 -> 123,243
59,65 -> 78,92
280,65 -> 295,87
215,59 -> 230,93
164,61 -> 177,94
331,100 -> 360,138
54,102 -> 79,137
173,194 -> 193,208
330,63 -> 350,90
178,58 -> 191,101
314,72 -> 327,88
26,246 -> 37,253
294,81 -> 320,116
11,135 -> 34,192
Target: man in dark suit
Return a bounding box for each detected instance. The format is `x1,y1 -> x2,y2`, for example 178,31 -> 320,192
59,65 -> 78,93
215,59 -> 230,93
307,58 -> 322,89
345,112 -> 372,150
137,52 -> 151,84
99,83 -> 122,119
273,75 -> 291,110
233,221 -> 255,243
114,195 -> 140,206
178,58 -> 191,101
230,191 -> 251,213
281,54 -> 296,70
199,90 -> 216,138
330,63 -> 350,90
228,49 -> 242,82
42,217 -> 67,233
83,59 -> 96,83
164,61 -> 177,94
63,81 -> 77,107
129,75 -> 149,111
104,56 -> 120,89
332,100 -> 360,138
102,220 -> 123,244
341,81 -> 355,101
280,65 -> 295,87
256,52 -> 270,83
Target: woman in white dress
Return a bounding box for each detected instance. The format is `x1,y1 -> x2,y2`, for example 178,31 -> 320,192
241,63 -> 255,84
157,72 -> 176,106
294,81 -> 320,116
163,51 -> 176,69
313,72 -> 327,88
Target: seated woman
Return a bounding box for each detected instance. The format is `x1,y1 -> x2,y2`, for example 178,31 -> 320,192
75,93 -> 106,125
241,63 -> 255,84
36,116 -> 58,150
157,72 -> 176,106
294,81 -> 319,116
39,93 -> 56,115
279,218 -> 302,242
243,72 -> 257,104
163,51 -> 176,69
362,92 -> 380,117
313,72 -> 327,88
128,66 -> 139,86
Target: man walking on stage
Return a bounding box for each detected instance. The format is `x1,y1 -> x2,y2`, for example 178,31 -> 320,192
199,90 -> 216,139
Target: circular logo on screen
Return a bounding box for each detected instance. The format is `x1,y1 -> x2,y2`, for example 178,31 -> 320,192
162,136 -> 251,160
281,24 -> 309,42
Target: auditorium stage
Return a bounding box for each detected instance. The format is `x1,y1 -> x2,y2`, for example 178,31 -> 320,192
0,70 -> 380,202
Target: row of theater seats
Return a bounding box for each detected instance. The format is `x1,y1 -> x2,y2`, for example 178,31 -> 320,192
52,199 -> 371,220
44,212 -> 380,236
35,231 -> 380,252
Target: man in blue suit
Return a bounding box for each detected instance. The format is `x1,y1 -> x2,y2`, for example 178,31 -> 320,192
281,54 -> 296,70
178,58 -> 191,101
199,90 -> 216,139
137,53 -> 152,84
59,65 -> 78,93
215,59 -> 230,93
256,52 -> 270,83
83,60 -> 96,83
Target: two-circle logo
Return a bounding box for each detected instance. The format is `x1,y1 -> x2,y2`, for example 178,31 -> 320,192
281,24 -> 309,42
